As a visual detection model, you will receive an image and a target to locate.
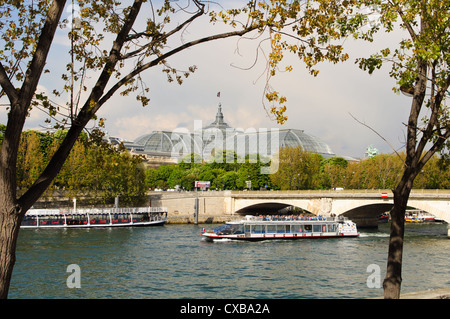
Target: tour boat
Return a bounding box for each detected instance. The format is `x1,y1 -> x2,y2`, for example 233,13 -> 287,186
21,207 -> 167,228
201,215 -> 359,241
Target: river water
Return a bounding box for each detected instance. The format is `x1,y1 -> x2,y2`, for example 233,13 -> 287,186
9,222 -> 449,299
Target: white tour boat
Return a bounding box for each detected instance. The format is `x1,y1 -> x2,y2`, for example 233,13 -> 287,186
201,215 -> 359,241
21,207 -> 167,228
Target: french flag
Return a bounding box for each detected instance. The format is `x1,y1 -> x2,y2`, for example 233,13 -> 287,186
217,92 -> 220,97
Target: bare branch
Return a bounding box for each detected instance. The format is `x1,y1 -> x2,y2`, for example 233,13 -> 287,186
0,63 -> 19,104
122,0 -> 205,60
418,129 -> 450,170
349,112 -> 405,165
98,26 -> 258,108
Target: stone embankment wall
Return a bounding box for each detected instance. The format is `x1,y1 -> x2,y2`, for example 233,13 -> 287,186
148,191 -> 233,224
33,191 -> 234,224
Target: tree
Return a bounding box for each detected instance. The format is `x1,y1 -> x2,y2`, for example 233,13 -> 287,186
55,139 -> 86,198
350,1 -> 450,298
270,146 -> 323,190
220,171 -> 238,190
144,167 -> 159,190
322,157 -> 348,189
0,0 -> 359,298
371,154 -> 404,189
413,154 -> 448,189
16,131 -> 45,190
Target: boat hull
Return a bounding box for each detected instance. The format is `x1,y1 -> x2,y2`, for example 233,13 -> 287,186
21,220 -> 166,229
201,232 -> 359,241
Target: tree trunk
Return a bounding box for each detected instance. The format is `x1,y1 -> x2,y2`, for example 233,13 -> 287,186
383,170 -> 417,299
0,205 -> 24,299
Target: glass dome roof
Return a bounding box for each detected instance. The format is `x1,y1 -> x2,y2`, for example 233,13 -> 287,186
133,131 -> 203,156
222,129 -> 335,159
126,104 -> 335,160
279,129 -> 334,156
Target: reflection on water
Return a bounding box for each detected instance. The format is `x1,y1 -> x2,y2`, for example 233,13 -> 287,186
10,222 -> 450,299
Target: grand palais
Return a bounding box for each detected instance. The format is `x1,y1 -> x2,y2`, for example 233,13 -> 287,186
111,103 -> 336,167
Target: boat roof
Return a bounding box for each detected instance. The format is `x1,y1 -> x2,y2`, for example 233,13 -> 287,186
226,215 -> 350,225
25,209 -> 63,216
24,207 -> 167,216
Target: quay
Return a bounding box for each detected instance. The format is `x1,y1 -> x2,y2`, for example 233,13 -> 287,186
371,287 -> 450,299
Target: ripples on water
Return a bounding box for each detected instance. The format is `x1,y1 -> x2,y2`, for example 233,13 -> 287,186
10,223 -> 449,299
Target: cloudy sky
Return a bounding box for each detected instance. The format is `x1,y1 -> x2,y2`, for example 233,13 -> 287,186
0,1 -> 418,159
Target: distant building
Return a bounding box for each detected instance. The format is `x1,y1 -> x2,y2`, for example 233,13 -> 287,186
116,103 -> 336,166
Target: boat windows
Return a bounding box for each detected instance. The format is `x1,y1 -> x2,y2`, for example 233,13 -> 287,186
22,215 -> 38,226
304,225 -> 312,232
291,224 -> 303,233
232,224 -> 244,234
112,213 -> 131,223
215,223 -> 244,235
252,225 -> 265,234
313,224 -> 322,232
266,225 -> 276,233
66,214 -> 88,225
133,213 -> 150,222
277,225 -> 286,233
327,224 -> 338,232
36,215 -> 65,226
89,214 -> 110,224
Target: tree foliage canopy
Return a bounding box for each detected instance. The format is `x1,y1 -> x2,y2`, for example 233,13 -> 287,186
1,127 -> 147,205
144,146 -> 450,192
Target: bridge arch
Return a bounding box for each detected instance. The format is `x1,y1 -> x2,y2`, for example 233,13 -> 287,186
334,199 -> 449,226
235,202 -> 313,216
233,198 -> 325,216
337,203 -> 393,227
340,203 -> 394,218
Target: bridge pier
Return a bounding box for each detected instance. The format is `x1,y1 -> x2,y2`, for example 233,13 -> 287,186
349,217 -> 379,228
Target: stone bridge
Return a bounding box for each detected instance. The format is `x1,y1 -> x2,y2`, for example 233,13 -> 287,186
148,189 -> 449,231
229,189 -> 450,228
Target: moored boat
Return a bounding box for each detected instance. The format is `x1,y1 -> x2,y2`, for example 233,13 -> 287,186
201,215 -> 359,241
378,213 -> 390,223
405,210 -> 436,223
21,207 -> 167,228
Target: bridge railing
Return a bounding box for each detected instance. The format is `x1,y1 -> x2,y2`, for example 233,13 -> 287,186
230,189 -> 450,195
147,189 -> 450,197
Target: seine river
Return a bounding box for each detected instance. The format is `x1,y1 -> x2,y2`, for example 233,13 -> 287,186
9,222 -> 449,299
